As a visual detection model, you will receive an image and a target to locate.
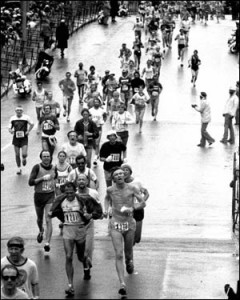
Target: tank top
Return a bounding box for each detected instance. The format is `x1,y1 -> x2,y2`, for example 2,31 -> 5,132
145,66 -> 154,79
178,34 -> 186,45
34,89 -> 46,108
35,164 -> 56,193
56,164 -> 70,185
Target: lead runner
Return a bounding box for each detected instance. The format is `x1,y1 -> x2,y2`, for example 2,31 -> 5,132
104,167 -> 146,297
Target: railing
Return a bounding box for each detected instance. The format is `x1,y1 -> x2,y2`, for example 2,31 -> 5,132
0,1 -> 103,97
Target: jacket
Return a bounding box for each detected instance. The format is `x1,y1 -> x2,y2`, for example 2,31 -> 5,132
50,193 -> 102,224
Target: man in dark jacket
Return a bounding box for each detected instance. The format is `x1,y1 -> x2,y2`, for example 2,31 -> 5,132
110,0 -> 119,22
56,19 -> 69,58
74,108 -> 99,168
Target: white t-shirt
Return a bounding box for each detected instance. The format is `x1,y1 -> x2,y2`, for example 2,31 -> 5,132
89,107 -> 105,127
62,142 -> 87,166
1,257 -> 38,299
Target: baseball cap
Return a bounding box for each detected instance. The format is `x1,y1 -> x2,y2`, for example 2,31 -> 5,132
107,130 -> 118,139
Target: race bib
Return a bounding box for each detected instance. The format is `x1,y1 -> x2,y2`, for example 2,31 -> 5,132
111,154 -> 120,162
114,222 -> 129,232
155,58 -> 160,62
43,122 -> 52,130
64,211 -> 81,224
58,177 -> 67,185
42,180 -> 52,191
122,84 -> 128,91
16,131 -> 24,138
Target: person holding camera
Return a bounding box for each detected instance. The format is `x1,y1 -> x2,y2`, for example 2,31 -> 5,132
192,92 -> 215,147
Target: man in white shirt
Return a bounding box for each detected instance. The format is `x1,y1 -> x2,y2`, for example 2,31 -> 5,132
62,131 -> 87,169
220,86 -> 239,144
192,92 -> 215,147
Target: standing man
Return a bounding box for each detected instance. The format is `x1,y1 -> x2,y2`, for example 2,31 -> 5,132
104,167 -> 146,297
121,163 -> 149,245
192,92 -> 215,147
1,236 -> 40,299
8,106 -> 34,175
220,87 -> 239,144
59,72 -> 76,122
100,130 -> 127,187
56,19 -> 69,58
110,0 -> 119,23
28,150 -> 58,252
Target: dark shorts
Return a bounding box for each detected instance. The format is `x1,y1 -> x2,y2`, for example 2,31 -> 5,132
34,192 -> 55,208
12,137 -> 28,148
178,44 -> 185,50
133,208 -> 144,221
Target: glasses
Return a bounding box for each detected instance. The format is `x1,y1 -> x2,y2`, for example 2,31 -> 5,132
2,276 -> 17,281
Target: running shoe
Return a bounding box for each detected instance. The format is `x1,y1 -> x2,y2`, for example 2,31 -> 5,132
63,111 -> 66,117
83,269 -> 91,280
67,116 -> 70,122
16,168 -> 22,175
37,229 -> 44,243
44,243 -> 50,252
118,284 -> 127,296
65,287 -> 74,296
126,260 -> 134,274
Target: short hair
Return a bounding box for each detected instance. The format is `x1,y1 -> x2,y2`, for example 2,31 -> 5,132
67,130 -> 77,138
2,265 -> 19,278
111,167 -> 123,179
66,72 -> 71,76
75,154 -> 86,163
39,149 -> 52,160
7,236 -> 24,249
64,181 -> 76,191
81,108 -> 90,116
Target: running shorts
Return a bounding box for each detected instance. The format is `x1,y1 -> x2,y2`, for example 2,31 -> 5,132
34,192 -> 55,208
63,225 -> 86,242
178,44 -> 185,50
12,136 -> 28,148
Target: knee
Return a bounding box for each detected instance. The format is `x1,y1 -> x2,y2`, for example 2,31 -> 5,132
116,252 -> 124,261
66,255 -> 73,263
22,154 -> 27,159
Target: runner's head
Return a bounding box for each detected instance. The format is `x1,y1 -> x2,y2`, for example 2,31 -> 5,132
200,92 -> 207,99
81,108 -> 90,120
63,182 -> 76,201
111,167 -> 125,183
113,91 -> 120,100
93,97 -> 101,108
57,150 -> 67,163
39,150 -> 52,165
1,265 -> 20,290
78,62 -> 83,68
89,65 -> 95,72
121,163 -> 133,179
7,237 -> 25,262
67,130 -> 78,144
15,106 -> 23,117
107,130 -> 118,144
75,155 -> 87,171
43,104 -> 51,114
66,71 -> 71,78
76,173 -> 89,189
229,86 -> 236,95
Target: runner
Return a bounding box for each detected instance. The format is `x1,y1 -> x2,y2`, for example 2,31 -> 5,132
43,91 -> 61,118
174,29 -> 186,67
180,16 -> 191,47
132,35 -> 144,71
28,150 -> 58,252
32,81 -> 48,134
68,155 -> 99,190
118,43 -> 132,69
152,45 -> 164,78
111,102 -> 135,146
101,70 -> 111,104
61,130 -> 87,169
104,167 -> 145,297
108,91 -> 123,122
131,71 -> 145,96
87,65 -> 101,92
48,182 -> 102,295
121,164 -> 149,245
74,62 -> 88,104
40,104 -> 60,156
100,130 -> 127,187
105,73 -> 119,105
1,236 -> 40,299
8,106 -> 34,175
55,151 -> 73,196
58,72 -> 76,122
74,108 -> 99,168
89,98 -> 107,166
119,69 -> 132,109
130,85 -> 149,133
141,59 -> 155,95
148,73 -> 163,121
76,173 -> 103,280
132,17 -> 144,41
188,50 -> 201,87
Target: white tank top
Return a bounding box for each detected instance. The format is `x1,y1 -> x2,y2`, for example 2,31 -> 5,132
34,89 -> 46,108
61,197 -> 84,226
145,66 -> 154,79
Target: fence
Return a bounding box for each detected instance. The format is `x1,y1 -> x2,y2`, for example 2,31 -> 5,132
0,1 -> 104,97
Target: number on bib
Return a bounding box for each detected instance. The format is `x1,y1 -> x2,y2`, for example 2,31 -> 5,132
114,222 -> 129,232
16,131 -> 24,138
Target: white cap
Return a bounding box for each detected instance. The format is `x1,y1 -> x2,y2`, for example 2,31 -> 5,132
107,130 -> 118,139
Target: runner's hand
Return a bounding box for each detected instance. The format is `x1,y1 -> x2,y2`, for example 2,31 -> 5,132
43,174 -> 51,181
105,155 -> 113,162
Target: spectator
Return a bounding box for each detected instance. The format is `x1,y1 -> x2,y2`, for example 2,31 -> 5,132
56,19 -> 69,58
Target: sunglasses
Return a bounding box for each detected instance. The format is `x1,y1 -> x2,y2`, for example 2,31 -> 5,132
2,276 -> 17,281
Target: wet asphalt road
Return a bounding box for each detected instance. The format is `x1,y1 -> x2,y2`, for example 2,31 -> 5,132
1,14 -> 239,299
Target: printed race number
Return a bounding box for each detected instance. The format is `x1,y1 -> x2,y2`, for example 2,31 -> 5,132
64,212 -> 81,224
111,154 -> 120,162
42,180 -> 52,191
114,222 -> 129,232
16,131 -> 24,138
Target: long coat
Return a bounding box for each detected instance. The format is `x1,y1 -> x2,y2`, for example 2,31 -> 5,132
56,23 -> 69,49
